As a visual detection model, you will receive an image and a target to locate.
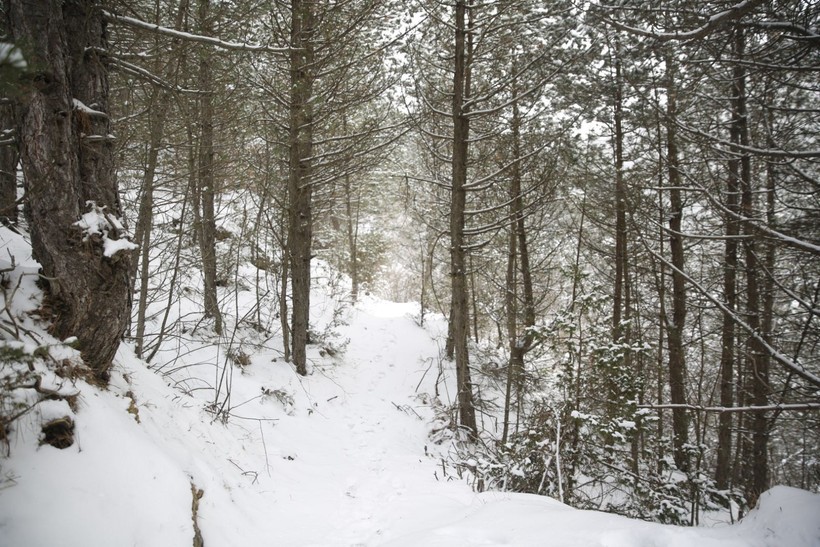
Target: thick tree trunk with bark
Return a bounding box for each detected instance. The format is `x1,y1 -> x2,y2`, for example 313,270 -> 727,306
288,0 -> 315,375
449,0 -> 477,434
8,0 -> 132,380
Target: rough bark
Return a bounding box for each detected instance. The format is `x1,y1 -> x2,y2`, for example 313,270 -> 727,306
8,0 -> 132,380
288,0 -> 315,375
449,0 -> 477,434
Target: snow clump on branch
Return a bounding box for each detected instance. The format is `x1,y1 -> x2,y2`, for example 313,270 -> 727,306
74,201 -> 138,258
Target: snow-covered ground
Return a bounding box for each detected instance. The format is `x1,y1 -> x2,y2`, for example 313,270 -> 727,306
1,225 -> 818,546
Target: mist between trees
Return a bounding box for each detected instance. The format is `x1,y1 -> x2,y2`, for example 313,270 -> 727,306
2,0 -> 818,525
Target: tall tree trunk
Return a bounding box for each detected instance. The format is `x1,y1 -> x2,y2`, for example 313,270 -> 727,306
449,0 -> 477,434
8,0 -> 132,380
665,54 -> 689,473
196,0 -> 222,335
651,100 -> 668,475
511,83 -> 536,353
469,254 -> 479,343
502,87 -> 536,443
502,199 -> 518,445
133,88 -> 167,356
716,33 -> 742,490
609,42 -> 627,425
418,237 -> 427,326
757,104 -> 777,498
734,28 -> 769,507
565,191 -> 587,491
288,0 -> 315,375
445,308 -> 455,359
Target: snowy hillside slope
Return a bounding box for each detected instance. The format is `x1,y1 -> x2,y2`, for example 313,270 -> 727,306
0,224 -> 818,547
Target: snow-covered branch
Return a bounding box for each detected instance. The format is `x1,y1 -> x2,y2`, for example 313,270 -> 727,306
103,11 -> 289,54
678,120 -> 820,159
72,99 -> 108,119
639,236 -> 820,389
601,0 -> 766,42
75,202 -> 137,258
679,172 -> 820,257
752,20 -> 820,40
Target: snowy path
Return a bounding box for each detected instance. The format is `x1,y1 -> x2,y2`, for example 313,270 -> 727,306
200,298 -> 819,547
322,304 -> 447,544
246,298 -> 820,547
265,300 -> 470,546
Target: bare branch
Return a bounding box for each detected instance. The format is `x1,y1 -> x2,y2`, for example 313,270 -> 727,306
101,52 -> 207,94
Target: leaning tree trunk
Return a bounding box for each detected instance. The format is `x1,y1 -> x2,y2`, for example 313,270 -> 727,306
8,0 -> 133,381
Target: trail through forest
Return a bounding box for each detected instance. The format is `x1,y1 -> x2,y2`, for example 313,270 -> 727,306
0,244 -> 817,546
307,300 -> 465,545
260,299 -> 470,546
220,297 -> 819,547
